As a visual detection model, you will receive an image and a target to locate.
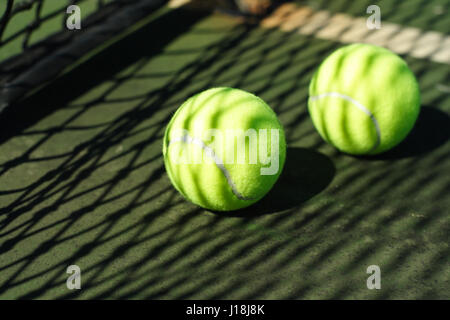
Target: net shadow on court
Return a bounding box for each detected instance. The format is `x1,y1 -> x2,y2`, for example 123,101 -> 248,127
0,1 -> 448,299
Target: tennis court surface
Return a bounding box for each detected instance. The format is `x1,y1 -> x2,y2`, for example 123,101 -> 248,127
0,0 -> 448,299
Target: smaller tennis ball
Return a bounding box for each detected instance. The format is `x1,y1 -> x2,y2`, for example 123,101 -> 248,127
163,87 -> 286,211
308,43 -> 421,155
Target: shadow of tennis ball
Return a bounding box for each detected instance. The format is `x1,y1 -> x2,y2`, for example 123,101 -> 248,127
217,147 -> 335,216
361,107 -> 450,160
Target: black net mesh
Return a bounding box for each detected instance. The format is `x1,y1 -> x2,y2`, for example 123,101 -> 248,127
0,0 -> 167,111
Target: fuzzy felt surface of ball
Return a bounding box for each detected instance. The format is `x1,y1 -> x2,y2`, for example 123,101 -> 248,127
308,43 -> 421,155
163,87 -> 286,211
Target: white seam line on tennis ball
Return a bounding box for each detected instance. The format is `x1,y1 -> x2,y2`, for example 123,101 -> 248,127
310,92 -> 381,152
168,134 -> 255,201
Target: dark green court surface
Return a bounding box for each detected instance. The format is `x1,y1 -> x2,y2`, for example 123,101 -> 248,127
0,2 -> 449,299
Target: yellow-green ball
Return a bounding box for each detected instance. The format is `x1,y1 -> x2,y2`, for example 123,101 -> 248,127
163,87 -> 286,211
308,43 -> 421,155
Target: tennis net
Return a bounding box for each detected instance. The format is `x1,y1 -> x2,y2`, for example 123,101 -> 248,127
0,0 -> 167,112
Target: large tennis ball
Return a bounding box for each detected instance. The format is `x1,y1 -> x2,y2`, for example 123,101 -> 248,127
163,87 -> 286,211
308,43 -> 421,155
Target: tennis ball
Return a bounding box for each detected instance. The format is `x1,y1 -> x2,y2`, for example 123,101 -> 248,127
163,87 -> 286,211
308,43 -> 421,155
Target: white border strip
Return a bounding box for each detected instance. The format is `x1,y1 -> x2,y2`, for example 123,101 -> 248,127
261,3 -> 450,64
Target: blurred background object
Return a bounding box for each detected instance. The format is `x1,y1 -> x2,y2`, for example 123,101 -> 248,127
235,0 -> 275,16
170,0 -> 280,16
